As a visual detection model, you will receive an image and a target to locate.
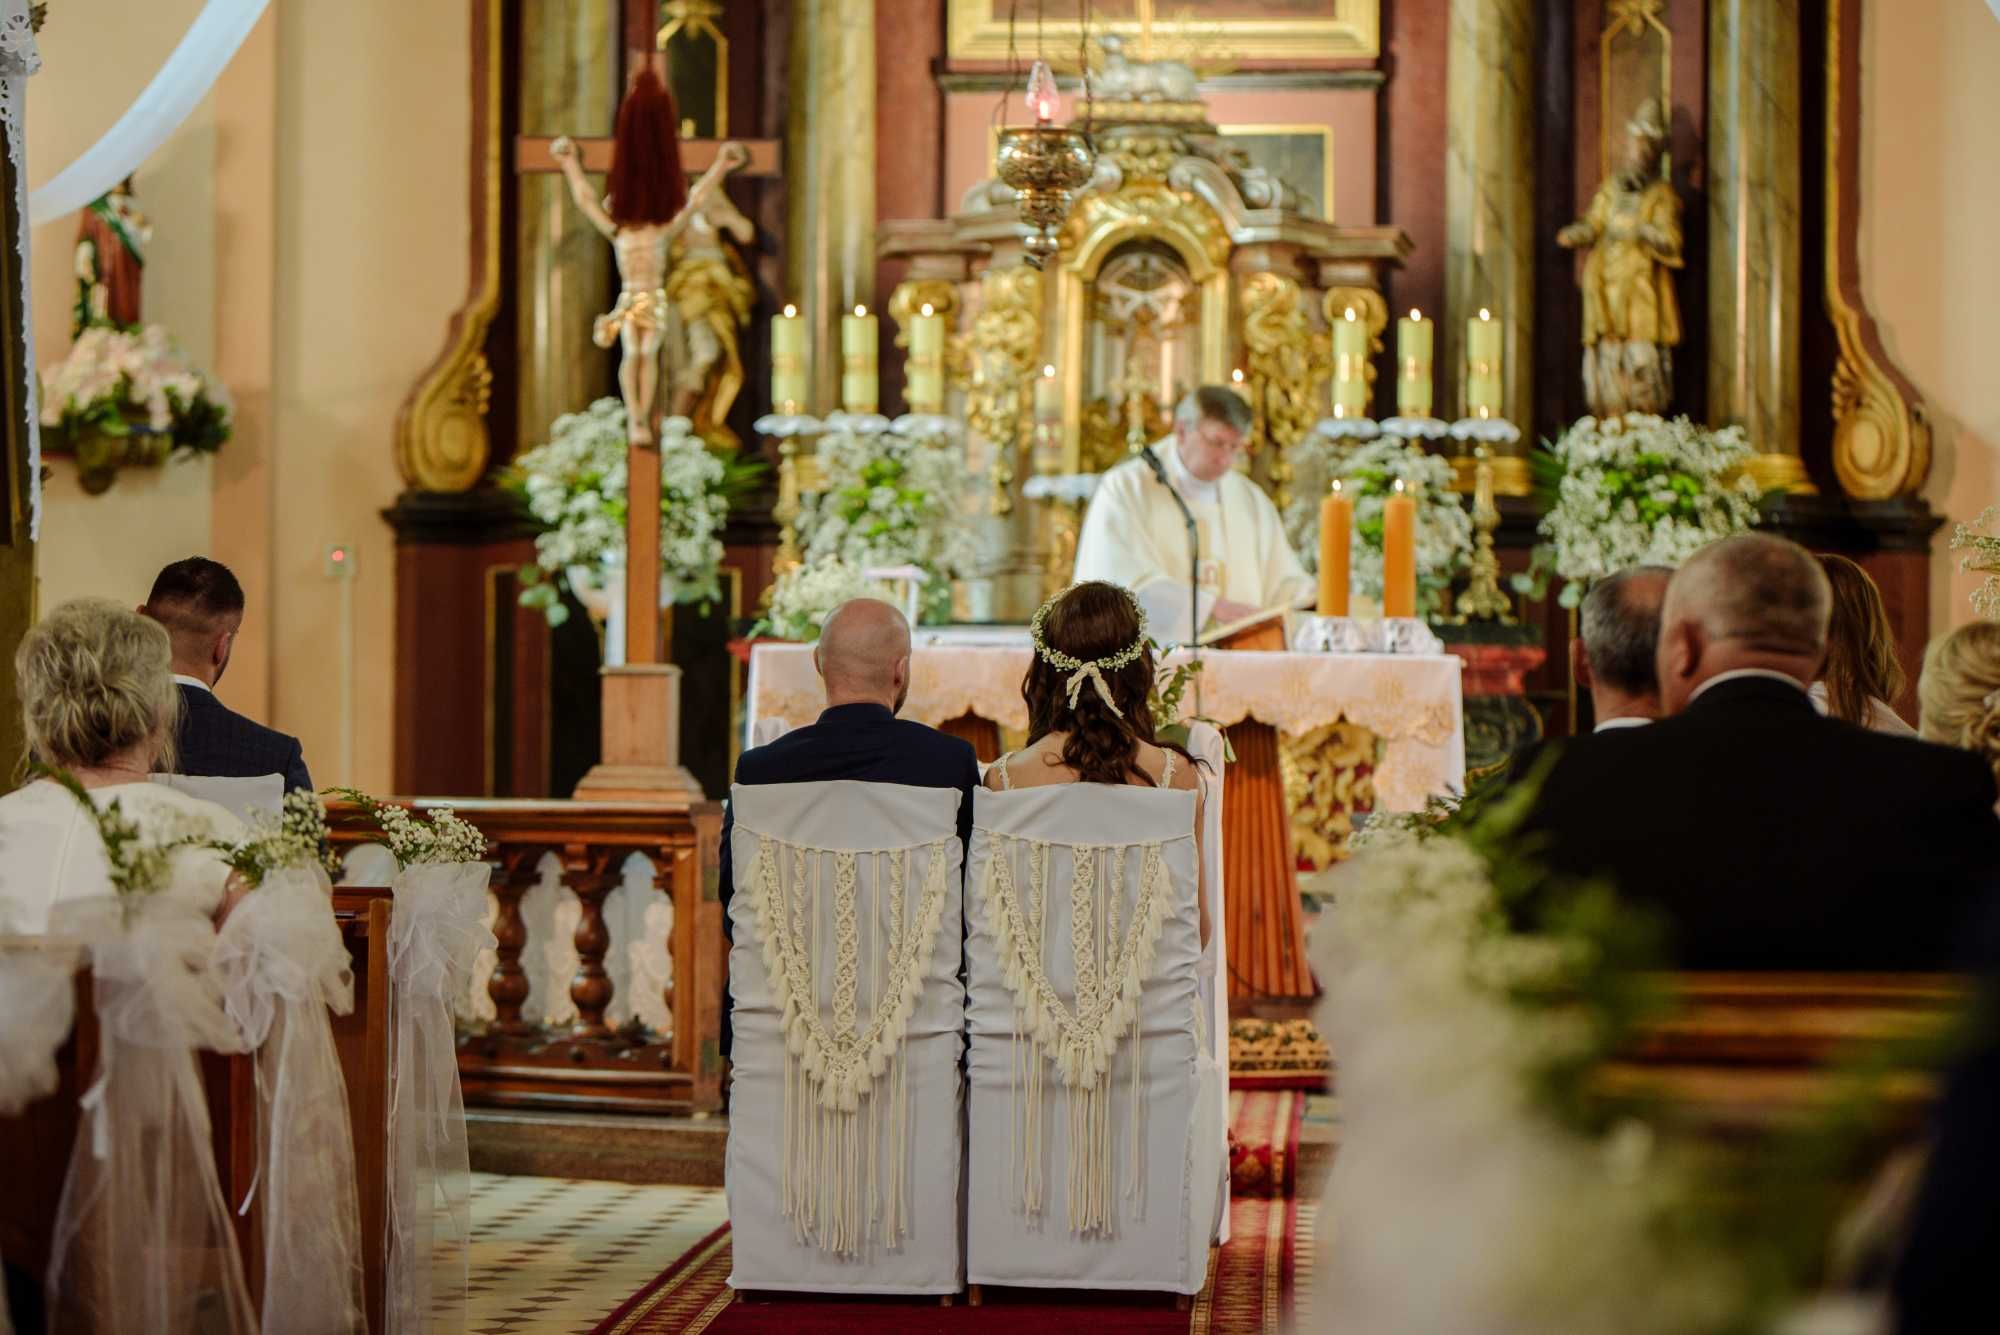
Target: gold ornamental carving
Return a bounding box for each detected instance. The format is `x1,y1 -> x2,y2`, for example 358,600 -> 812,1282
1823,0 -> 1928,500
966,265 -> 1043,516
1278,721 -> 1383,871
888,277 -> 968,383
395,0 -> 502,493
1240,272 -> 1324,512
1062,182 -> 1232,276
1321,284 -> 1388,393
1094,125 -> 1185,184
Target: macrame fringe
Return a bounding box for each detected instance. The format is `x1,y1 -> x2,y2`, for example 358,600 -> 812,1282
980,833 -> 1175,1236
746,831 -> 951,1257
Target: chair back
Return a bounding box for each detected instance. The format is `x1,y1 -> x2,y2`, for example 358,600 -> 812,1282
749,717 -> 792,749
1182,720 -> 1231,1245
964,783 -> 1221,1294
152,772 -> 284,826
724,780 -> 965,1294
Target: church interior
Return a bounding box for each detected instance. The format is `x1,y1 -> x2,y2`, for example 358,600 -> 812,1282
4,1 -> 2000,1332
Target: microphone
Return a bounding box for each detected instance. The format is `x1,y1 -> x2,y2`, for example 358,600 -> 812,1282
1139,442 -> 1204,715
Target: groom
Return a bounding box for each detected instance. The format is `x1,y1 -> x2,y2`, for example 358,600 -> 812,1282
717,598 -> 979,1058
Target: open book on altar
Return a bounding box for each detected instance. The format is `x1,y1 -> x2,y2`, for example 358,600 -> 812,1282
1197,605 -> 1289,651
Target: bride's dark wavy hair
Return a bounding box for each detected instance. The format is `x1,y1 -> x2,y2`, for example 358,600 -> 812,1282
1022,581 -> 1193,786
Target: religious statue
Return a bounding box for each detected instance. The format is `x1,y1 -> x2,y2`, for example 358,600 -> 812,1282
1558,99 -> 1683,418
664,186 -> 755,450
1092,33 -> 1198,103
549,67 -> 748,446
73,177 -> 149,335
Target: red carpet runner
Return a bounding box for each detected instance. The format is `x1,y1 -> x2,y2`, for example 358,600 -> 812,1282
591,1090 -> 1310,1335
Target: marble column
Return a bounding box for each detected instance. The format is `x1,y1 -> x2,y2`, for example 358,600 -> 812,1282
516,4 -> 617,449
1707,0 -> 1811,492
1445,0 -> 1535,492
784,0 -> 876,414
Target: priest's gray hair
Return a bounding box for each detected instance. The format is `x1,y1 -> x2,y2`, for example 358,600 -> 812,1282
1175,386 -> 1253,437
1665,533 -> 1831,656
1580,565 -> 1673,693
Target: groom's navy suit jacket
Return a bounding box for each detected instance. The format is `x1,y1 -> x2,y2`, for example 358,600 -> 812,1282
717,702 -> 979,1057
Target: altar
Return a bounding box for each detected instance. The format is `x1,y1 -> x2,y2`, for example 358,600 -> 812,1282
746,634 -> 1465,1001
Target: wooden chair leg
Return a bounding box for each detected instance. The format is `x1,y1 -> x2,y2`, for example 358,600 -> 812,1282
1176,1294 -> 1192,1312
939,1293 -> 954,1308
967,1283 -> 984,1307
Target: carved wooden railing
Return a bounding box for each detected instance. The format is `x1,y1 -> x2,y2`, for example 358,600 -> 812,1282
328,798 -> 724,1115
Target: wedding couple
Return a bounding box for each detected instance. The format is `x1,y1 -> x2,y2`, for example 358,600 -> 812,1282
717,580 -> 1208,1054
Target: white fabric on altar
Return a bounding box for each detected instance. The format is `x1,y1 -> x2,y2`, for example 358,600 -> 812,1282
725,781 -> 965,1293
748,640 -> 1467,812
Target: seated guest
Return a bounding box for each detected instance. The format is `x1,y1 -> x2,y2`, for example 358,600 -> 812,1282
1811,553 -> 1916,735
1916,620 -> 2000,792
140,556 -> 313,791
1518,533 -> 2000,970
0,599 -> 248,934
986,580 -> 1210,947
1575,565 -> 1673,731
718,598 -> 980,1055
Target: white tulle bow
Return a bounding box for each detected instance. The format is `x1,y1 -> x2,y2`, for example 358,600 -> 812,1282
1064,663 -> 1125,718
0,943 -> 75,1115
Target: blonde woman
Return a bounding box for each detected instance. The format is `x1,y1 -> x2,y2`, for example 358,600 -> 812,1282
1919,620 -> 2000,792
0,599 -> 246,933
1811,554 -> 1915,735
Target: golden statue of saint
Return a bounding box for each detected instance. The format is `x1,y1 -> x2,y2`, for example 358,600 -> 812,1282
665,188 -> 755,450
1559,100 -> 1683,418
550,67 -> 747,446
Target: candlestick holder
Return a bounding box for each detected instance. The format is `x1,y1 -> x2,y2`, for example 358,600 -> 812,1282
1310,416 -> 1381,443
1379,415 -> 1451,442
755,411 -> 826,570
1290,614 -> 1445,656
1446,415 -> 1523,495
1444,446 -> 1517,625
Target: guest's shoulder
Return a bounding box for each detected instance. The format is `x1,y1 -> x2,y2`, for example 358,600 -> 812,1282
197,691 -> 300,748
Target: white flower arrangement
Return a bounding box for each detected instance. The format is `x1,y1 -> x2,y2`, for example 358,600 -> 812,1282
1518,414 -> 1761,608
215,790 -> 343,887
507,399 -> 752,625
1949,506 -> 2000,620
1285,435 -> 1473,616
796,418 -> 976,623
39,323 -> 232,455
751,556 -> 890,642
331,790 -> 488,868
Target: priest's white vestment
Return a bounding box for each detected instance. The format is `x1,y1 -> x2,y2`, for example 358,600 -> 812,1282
1073,438 -> 1314,643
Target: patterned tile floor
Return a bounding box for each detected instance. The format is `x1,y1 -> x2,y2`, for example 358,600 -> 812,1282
455,1172 -> 729,1334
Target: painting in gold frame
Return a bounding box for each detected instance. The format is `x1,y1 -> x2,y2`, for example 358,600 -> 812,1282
1217,124 -> 1334,220
946,0 -> 1380,65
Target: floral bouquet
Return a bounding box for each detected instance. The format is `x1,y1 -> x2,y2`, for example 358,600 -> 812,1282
1950,507 -> 2000,620
39,324 -> 232,491
750,556 -> 890,641
327,790 -> 488,868
1286,435 -> 1472,617
215,789 -> 344,887
1515,415 -> 1761,608
503,399 -> 762,626
797,420 -> 975,624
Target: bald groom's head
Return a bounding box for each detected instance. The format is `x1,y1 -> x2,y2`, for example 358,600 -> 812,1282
815,598 -> 912,713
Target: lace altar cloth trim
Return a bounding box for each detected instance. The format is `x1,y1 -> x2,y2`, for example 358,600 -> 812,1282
742,827 -> 955,1256
749,642 -> 1467,811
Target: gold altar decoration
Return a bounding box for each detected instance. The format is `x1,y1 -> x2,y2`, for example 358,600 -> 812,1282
1447,447 -> 1516,625
965,265 -> 1044,517
397,0 -> 501,492
1279,721 -> 1383,872
1600,0 -> 1671,179
945,0 -> 1381,64
1240,272 -> 1322,512
657,1 -> 728,139
665,194 -> 755,451
996,122 -> 1097,269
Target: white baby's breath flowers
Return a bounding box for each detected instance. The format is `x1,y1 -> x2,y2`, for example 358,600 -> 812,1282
756,557 -> 889,642
794,419 -> 976,619
1286,435 -> 1473,615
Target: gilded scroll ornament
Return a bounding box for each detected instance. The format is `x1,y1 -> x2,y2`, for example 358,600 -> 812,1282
1278,721 -> 1382,871
966,265 -> 1043,516
1240,272 -> 1323,512
889,280 -> 961,351
1062,183 -> 1232,276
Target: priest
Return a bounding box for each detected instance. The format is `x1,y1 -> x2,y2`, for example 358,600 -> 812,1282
1073,386 -> 1314,643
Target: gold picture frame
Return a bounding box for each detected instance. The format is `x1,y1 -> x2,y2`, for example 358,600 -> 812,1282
946,0 -> 1380,65
1217,123 -> 1335,220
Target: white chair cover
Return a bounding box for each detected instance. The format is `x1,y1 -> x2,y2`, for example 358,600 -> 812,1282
44,895 -> 257,1334
1183,721 -> 1231,1247
725,781 -> 964,1294
750,717 -> 792,749
151,772 -> 285,826
212,866 -> 366,1335
965,785 -> 1222,1294
386,862 -> 495,1335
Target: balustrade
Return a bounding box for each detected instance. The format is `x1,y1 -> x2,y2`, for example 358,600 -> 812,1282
327,798 -> 724,1114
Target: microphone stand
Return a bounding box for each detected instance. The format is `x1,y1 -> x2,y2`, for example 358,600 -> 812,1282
1139,441 -> 1203,719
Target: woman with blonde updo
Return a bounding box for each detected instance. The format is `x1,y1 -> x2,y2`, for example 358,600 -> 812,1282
1918,620 -> 2000,791
0,599 -> 247,933
986,580 -> 1210,946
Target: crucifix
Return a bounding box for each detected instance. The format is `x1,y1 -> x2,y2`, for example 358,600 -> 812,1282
519,60 -> 778,803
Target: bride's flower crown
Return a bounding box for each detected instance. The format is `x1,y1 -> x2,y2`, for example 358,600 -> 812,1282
1029,586 -> 1149,719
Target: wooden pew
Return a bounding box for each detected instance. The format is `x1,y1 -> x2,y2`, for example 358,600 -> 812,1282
0,894 -> 393,1334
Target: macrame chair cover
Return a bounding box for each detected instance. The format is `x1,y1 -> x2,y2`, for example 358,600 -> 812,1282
725,781 -> 965,1294
212,866 -> 367,1335
385,861 -> 496,1335
44,895 -> 258,1334
1184,721 -> 1232,1247
965,784 -> 1223,1295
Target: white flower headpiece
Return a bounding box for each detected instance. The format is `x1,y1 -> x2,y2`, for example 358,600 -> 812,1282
1029,586 -> 1149,718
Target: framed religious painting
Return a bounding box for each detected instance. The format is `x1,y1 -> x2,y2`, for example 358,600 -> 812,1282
945,0 -> 1380,64
1217,124 -> 1334,218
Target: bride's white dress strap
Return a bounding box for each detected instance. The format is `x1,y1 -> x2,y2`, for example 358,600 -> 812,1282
1159,749 -> 1177,787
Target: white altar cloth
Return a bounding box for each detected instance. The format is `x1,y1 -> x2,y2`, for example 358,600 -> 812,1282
745,641 -> 1466,812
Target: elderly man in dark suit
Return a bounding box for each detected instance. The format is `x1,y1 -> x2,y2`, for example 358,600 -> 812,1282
717,597 -> 979,1058
140,557 -> 313,793
1518,533 -> 2000,971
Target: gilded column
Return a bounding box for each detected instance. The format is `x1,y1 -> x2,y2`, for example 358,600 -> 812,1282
1445,0 -> 1535,493
784,0 -> 876,413
1707,0 -> 1811,492
516,5 -> 617,448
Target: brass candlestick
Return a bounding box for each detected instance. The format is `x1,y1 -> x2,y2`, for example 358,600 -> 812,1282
1448,446 -> 1516,624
